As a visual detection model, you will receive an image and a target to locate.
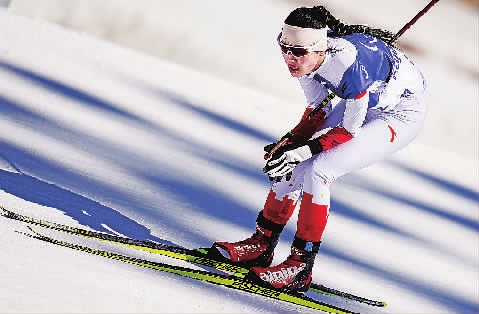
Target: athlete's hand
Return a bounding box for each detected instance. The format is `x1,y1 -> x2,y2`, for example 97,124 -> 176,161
263,142 -> 276,153
263,139 -> 323,180
263,133 -> 293,154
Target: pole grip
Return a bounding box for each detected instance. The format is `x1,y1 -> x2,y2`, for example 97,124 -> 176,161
264,137 -> 289,160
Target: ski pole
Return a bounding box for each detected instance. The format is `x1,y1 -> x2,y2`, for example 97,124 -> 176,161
390,0 -> 440,44
264,0 -> 440,160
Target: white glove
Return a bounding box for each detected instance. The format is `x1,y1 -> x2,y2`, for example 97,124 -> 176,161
263,140 -> 322,179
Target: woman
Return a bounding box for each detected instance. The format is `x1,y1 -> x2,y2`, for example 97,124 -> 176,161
211,5 -> 427,292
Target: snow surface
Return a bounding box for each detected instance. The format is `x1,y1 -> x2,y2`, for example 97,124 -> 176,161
0,2 -> 478,314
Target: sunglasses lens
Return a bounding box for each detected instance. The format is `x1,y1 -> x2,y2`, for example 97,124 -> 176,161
279,44 -> 289,54
290,47 -> 309,57
279,43 -> 309,57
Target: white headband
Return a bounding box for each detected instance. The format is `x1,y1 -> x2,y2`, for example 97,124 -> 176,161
280,23 -> 327,51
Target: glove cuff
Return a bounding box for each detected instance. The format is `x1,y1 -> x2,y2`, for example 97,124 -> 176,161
307,139 -> 323,155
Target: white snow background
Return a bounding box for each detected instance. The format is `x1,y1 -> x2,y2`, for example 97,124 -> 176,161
0,1 -> 478,313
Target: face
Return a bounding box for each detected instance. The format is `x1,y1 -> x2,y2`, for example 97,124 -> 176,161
281,50 -> 325,77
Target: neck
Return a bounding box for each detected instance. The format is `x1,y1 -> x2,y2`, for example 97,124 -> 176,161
311,52 -> 326,73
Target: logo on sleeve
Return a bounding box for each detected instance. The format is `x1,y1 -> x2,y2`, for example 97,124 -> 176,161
360,65 -> 369,79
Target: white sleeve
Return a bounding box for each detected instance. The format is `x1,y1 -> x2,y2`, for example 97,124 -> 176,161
298,77 -> 332,113
342,91 -> 369,137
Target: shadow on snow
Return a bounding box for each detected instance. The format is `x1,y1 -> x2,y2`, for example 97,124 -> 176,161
0,59 -> 477,313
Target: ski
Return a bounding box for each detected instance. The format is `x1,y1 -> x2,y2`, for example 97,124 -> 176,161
1,205 -> 386,307
20,225 -> 357,314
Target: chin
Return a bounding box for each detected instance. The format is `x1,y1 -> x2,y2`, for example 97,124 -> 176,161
290,71 -> 303,77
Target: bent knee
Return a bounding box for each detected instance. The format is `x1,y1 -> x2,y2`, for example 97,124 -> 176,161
311,168 -> 334,186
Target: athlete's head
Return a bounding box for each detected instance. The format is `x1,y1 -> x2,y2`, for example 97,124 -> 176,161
277,6 -> 395,77
277,7 -> 329,77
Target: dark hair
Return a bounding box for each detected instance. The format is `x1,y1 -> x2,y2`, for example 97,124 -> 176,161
284,6 -> 395,44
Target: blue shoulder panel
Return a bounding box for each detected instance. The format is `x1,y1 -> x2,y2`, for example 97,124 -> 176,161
314,33 -> 402,107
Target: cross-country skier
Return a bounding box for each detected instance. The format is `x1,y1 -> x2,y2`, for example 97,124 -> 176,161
211,5 -> 427,292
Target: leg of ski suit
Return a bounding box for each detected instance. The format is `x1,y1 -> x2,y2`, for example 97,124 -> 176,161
268,84 -> 427,243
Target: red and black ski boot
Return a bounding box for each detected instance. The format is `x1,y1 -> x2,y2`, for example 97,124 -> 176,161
210,211 -> 284,268
247,238 -> 320,292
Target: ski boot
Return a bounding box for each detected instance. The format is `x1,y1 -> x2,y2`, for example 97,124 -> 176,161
247,238 -> 320,292
210,211 -> 284,268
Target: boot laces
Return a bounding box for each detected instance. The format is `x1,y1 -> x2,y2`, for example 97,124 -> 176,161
237,228 -> 267,246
